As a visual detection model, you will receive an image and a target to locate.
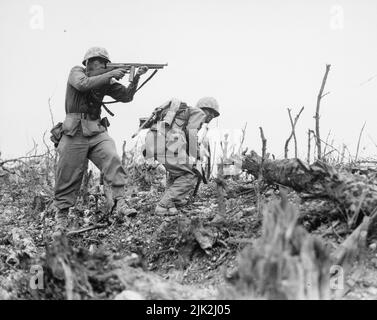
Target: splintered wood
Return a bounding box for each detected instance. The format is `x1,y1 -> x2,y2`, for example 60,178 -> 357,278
228,192 -> 332,299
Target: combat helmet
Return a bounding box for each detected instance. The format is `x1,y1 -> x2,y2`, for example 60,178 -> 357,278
195,97 -> 220,117
82,47 -> 111,66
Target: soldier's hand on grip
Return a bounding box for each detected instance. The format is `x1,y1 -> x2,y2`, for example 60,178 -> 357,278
109,68 -> 127,80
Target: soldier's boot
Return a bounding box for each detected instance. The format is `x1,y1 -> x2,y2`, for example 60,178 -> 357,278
52,209 -> 69,239
115,198 -> 137,217
155,204 -> 178,216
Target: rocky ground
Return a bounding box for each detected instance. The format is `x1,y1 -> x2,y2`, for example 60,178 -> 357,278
1,160 -> 377,300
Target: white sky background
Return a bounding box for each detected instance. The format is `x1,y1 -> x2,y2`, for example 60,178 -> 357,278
1,0 -> 377,162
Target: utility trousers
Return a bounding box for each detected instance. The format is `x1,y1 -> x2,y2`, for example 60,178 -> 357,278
158,163 -> 198,209
54,127 -> 126,210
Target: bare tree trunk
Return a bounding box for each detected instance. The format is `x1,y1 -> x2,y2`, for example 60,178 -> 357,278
255,127 -> 267,217
315,64 -> 331,160
259,127 -> 267,176
307,129 -> 312,164
284,106 -> 304,158
48,97 -> 55,127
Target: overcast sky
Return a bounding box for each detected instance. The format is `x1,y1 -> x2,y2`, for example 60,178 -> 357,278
1,0 -> 377,162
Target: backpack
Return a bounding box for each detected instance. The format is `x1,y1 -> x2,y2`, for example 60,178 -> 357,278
143,99 -> 192,161
155,99 -> 190,130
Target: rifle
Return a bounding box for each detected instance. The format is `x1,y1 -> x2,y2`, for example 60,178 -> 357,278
87,62 -> 168,82
87,63 -> 167,117
192,166 -> 208,197
131,107 -> 163,139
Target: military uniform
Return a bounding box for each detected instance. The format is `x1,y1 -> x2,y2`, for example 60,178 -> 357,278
54,65 -> 140,211
145,101 -> 211,211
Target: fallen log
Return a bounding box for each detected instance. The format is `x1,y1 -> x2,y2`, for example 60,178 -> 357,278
242,151 -> 377,229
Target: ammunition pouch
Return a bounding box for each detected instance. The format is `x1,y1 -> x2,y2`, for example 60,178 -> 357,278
50,122 -> 64,148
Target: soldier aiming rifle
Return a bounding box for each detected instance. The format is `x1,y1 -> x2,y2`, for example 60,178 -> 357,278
50,46 -> 167,238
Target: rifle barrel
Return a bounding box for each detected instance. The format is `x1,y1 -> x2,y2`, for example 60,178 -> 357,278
107,63 -> 168,69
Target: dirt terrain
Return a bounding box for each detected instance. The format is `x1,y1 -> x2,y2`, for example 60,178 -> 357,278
1,155 -> 377,300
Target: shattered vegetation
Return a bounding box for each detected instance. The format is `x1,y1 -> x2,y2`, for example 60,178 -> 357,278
1,147 -> 377,300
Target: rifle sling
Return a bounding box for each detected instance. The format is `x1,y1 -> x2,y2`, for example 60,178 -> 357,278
192,169 -> 202,197
136,69 -> 158,93
100,69 -> 159,116
101,103 -> 115,117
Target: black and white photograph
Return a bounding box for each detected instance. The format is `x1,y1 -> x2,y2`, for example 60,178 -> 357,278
1,0 -> 377,307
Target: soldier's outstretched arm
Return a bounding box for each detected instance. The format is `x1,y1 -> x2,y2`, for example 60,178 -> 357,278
106,75 -> 141,103
68,66 -> 114,92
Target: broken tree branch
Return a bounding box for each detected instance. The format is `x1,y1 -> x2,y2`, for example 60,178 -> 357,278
355,121 -> 366,162
238,122 -> 248,156
309,130 -> 341,157
67,223 -> 109,236
48,97 -> 55,127
0,153 -> 49,167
